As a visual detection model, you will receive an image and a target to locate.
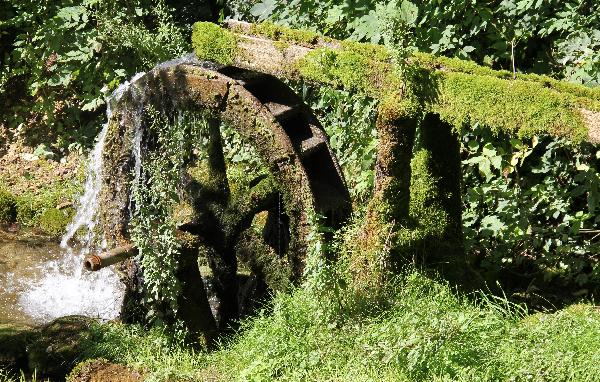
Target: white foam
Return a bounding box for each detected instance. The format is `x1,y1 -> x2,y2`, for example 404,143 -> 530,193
18,257 -> 123,321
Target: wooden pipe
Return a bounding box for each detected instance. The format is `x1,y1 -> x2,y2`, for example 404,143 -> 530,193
84,244 -> 137,271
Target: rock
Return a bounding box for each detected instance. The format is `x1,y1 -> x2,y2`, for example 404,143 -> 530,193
0,323 -> 37,372
67,358 -> 144,382
56,201 -> 73,210
27,316 -> 95,379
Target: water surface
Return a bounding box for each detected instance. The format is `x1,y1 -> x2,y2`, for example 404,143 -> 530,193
0,233 -> 124,326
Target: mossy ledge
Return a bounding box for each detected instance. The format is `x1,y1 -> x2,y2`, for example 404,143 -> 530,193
191,22 -> 238,66
192,21 -> 600,143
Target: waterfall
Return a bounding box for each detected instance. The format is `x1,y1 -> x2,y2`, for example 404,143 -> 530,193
17,73 -> 145,323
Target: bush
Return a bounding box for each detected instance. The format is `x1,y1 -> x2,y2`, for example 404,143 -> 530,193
1,0 -> 191,153
0,189 -> 17,223
462,125 -> 600,290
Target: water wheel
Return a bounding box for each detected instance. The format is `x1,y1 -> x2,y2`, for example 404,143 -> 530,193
99,57 -> 351,336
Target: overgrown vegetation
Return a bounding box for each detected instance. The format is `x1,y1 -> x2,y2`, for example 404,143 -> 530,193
0,0 -> 191,153
243,0 -> 600,86
60,268 -> 600,381
462,126 -> 600,297
3,1 -> 600,381
0,177 -> 80,236
130,109 -> 207,324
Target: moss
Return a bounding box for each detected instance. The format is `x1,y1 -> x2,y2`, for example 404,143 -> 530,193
436,72 -> 590,141
196,21 -> 599,141
297,46 -> 595,141
14,193 -> 47,226
340,40 -> 392,62
191,22 -> 238,65
413,52 -> 600,103
273,40 -> 290,52
249,21 -> 324,46
39,207 -> 74,237
404,149 -> 449,243
28,316 -> 94,379
0,324 -> 36,372
296,46 -> 397,95
0,189 -> 16,223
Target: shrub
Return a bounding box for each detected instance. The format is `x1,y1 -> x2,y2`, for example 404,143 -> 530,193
0,189 -> 17,223
1,0 -> 191,153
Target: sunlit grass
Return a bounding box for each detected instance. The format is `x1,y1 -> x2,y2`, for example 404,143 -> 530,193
73,269 -> 600,382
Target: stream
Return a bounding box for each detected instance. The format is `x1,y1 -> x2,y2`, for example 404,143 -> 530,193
0,235 -> 124,326
0,75 -> 147,327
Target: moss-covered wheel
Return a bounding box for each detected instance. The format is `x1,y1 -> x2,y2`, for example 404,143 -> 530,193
99,58 -> 350,334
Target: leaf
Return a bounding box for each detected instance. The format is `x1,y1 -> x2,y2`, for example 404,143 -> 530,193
467,140 -> 479,151
478,158 -> 492,180
250,0 -> 277,21
481,215 -> 505,236
482,143 -> 496,157
399,0 -> 419,26
510,152 -> 521,166
350,10 -> 379,42
490,155 -> 502,170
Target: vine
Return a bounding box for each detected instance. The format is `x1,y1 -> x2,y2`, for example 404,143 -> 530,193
130,107 -> 207,321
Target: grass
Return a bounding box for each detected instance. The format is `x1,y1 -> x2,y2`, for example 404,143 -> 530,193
71,267 -> 600,382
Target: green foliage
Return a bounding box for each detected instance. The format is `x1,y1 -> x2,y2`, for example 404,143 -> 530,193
76,267 -> 600,382
463,125 -> 600,287
212,272 -> 600,381
130,109 -> 207,322
1,0 -> 189,152
0,189 -> 17,223
297,84 -> 378,204
0,370 -> 36,382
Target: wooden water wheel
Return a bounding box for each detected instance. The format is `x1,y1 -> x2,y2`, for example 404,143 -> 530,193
99,58 -> 351,336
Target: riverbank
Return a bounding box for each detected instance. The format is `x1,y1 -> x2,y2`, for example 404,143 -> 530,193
0,143 -> 82,237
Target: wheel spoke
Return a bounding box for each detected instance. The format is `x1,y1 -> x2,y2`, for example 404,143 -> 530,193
224,175 -> 279,244
206,117 -> 230,200
236,229 -> 290,291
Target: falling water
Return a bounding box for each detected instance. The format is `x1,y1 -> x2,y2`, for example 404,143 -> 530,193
14,73 -> 146,323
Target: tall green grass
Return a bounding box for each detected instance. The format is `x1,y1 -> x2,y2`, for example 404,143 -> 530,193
76,269 -> 600,382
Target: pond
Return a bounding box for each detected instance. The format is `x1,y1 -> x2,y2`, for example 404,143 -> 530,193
0,231 -> 124,326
